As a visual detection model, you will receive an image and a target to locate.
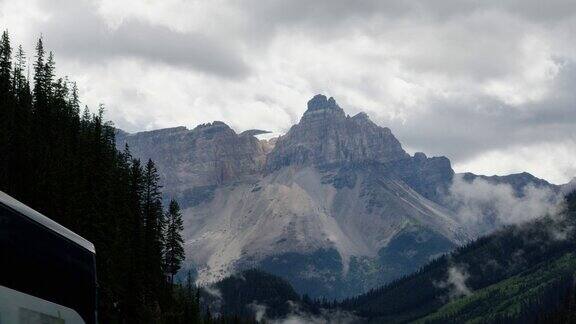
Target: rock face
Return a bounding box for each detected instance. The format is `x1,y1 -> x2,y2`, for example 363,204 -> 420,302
116,121 -> 266,204
116,95 -> 555,299
266,95 -> 409,171
185,165 -> 467,298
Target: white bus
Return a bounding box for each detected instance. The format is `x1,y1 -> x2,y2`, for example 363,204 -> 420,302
0,191 -> 97,324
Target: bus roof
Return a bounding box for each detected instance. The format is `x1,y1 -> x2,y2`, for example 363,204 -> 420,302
0,191 -> 95,253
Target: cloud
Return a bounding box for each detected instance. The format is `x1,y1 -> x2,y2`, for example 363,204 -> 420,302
250,301 -> 360,324
1,0 -> 575,183
3,0 -> 249,78
453,141 -> 576,185
202,285 -> 223,313
270,310 -> 359,324
203,285 -> 222,300
445,175 -> 563,235
248,302 -> 268,322
434,265 -> 473,300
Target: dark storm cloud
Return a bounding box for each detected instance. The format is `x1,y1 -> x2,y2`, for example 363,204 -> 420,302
239,0 -> 576,34
36,0 -> 249,78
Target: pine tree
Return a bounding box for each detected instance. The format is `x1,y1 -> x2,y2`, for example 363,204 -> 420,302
180,270 -> 202,324
7,44 -> 32,198
142,159 -> 165,313
126,157 -> 148,320
43,51 -> 55,100
0,30 -> 13,188
12,45 -> 30,103
0,30 -> 12,93
164,199 -> 185,285
70,81 -> 80,116
33,36 -> 45,106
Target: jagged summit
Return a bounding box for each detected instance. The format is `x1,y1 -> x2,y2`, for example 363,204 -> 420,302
197,120 -> 228,128
413,152 -> 428,160
351,111 -> 369,120
301,94 -> 345,121
266,95 -> 409,171
306,94 -> 341,111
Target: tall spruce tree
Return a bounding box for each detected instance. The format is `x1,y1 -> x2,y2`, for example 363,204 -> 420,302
32,36 -> 45,107
164,199 -> 185,284
0,30 -> 11,93
143,158 -> 165,316
43,51 -> 55,101
0,30 -> 13,187
8,45 -> 32,197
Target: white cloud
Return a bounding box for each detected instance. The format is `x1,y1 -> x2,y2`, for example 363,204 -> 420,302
445,174 -> 563,235
453,141 -> 576,184
434,265 -> 473,300
250,301 -> 360,324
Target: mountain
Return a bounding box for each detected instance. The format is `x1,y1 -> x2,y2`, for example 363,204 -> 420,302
265,95 -> 409,170
460,171 -> 559,197
196,193 -> 576,323
116,94 -> 554,299
338,191 -> 576,323
116,122 -> 267,201
562,177 -> 576,195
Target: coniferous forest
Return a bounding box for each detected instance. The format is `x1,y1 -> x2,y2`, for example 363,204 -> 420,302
0,31 -> 227,323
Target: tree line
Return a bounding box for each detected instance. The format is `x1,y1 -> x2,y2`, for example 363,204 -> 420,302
0,30 -> 200,322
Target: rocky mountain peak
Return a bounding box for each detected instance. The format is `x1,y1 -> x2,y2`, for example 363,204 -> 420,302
306,94 -> 341,112
413,152 -> 428,161
195,121 -> 235,138
351,111 -> 369,120
265,95 -> 409,171
300,94 -> 346,123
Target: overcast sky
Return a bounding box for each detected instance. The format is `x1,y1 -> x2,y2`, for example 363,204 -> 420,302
1,0 -> 575,184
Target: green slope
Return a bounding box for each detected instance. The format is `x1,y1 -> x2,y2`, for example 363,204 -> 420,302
339,193 -> 576,323
415,253 -> 576,323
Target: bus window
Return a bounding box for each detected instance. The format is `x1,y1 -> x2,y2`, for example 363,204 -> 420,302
0,194 -> 97,324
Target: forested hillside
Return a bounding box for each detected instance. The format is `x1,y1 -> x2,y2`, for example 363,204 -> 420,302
339,192 -> 576,323
211,269 -> 301,319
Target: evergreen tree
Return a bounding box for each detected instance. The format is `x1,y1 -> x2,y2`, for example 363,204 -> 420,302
70,81 -> 80,115
164,199 -> 185,284
0,30 -> 12,93
32,36 -> 45,106
12,45 -> 31,103
180,270 -> 201,324
8,45 -> 32,197
43,51 -> 55,100
0,30 -> 13,188
143,159 -> 165,314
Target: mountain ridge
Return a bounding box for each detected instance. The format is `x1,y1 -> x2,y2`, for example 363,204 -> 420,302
115,94 -> 558,299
